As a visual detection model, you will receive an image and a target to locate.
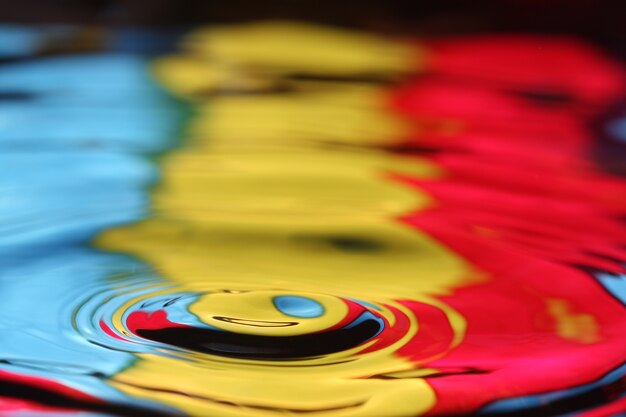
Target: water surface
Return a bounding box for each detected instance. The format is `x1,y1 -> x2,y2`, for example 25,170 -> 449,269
0,22 -> 625,417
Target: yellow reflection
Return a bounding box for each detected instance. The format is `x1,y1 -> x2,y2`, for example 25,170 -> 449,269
153,55 -> 278,98
187,87 -> 414,148
183,21 -> 419,77
111,355 -> 436,417
96,23 -> 480,417
190,291 -> 347,337
98,150 -> 473,416
546,299 -> 601,344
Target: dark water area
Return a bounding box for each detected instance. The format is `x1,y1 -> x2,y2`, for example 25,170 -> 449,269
0,20 -> 625,417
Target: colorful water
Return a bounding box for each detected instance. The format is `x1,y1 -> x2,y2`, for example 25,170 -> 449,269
0,22 -> 625,417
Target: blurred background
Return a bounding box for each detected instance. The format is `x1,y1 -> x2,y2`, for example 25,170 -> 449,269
1,0 -> 625,43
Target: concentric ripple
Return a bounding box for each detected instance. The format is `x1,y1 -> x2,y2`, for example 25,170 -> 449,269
75,281 -> 464,364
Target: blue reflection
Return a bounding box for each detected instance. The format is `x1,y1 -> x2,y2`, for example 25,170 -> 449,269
0,151 -> 156,249
607,117 -> 626,143
273,295 -> 325,318
0,25 -> 43,57
0,45 -> 182,412
0,54 -> 185,151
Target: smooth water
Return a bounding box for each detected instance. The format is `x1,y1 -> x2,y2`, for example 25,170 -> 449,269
0,22 -> 625,417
